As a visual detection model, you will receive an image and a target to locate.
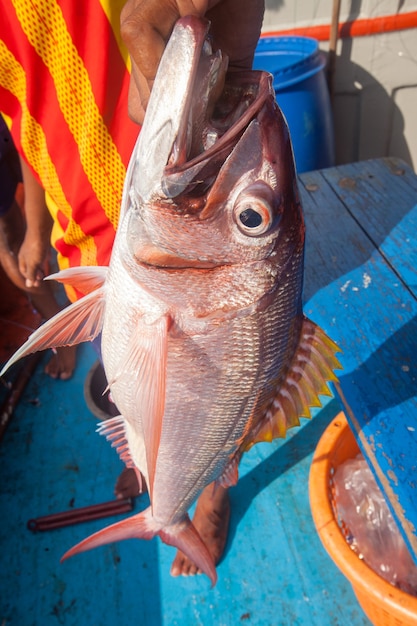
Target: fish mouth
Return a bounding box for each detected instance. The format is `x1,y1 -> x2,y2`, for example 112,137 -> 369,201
161,68 -> 271,200
127,17 -> 275,270
135,244 -> 221,270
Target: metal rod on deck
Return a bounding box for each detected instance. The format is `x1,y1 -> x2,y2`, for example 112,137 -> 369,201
27,498 -> 134,531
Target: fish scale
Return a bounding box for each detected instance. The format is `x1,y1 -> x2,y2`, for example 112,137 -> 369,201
151,299 -> 304,522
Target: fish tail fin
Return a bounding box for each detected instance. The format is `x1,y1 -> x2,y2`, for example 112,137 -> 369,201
61,506 -> 217,585
61,507 -> 157,560
160,521 -> 217,585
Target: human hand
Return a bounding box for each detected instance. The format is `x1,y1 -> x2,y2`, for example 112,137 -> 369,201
18,230 -> 51,288
121,0 -> 265,124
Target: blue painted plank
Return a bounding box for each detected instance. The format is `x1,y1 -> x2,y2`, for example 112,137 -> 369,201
299,158 -> 417,563
321,158 -> 417,298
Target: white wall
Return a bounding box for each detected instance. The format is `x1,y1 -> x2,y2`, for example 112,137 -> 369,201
263,0 -> 417,32
262,1 -> 417,169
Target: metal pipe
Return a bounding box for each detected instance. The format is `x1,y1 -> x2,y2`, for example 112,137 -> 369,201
27,498 -> 134,531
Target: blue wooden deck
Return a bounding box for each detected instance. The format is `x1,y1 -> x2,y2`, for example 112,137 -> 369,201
300,157 -> 417,563
1,156 -> 415,625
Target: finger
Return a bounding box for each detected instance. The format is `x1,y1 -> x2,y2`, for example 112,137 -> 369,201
121,1 -> 176,83
206,0 -> 264,71
23,262 -> 44,288
121,1 -> 175,122
25,274 -> 42,289
18,257 -> 27,279
127,62 -> 151,124
122,0 -> 212,77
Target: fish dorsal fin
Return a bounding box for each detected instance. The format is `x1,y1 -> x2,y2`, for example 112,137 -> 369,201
247,317 -> 342,447
46,266 -> 108,294
0,288 -> 106,377
114,316 -> 169,500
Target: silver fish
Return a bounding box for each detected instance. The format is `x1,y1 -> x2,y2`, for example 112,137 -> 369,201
1,16 -> 340,585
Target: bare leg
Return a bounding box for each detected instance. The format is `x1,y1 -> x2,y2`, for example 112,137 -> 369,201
170,484 -> 230,577
43,346 -> 77,380
114,467 -> 147,499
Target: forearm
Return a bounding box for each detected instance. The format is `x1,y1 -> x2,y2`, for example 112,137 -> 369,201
19,158 -> 53,240
18,158 -> 53,286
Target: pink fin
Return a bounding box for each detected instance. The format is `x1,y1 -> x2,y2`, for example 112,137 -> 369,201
115,316 -> 168,497
162,520 -> 217,585
46,266 -> 108,294
217,454 -> 240,488
61,506 -> 217,585
247,317 -> 342,447
97,416 -> 136,470
0,287 -> 105,377
97,417 -> 147,492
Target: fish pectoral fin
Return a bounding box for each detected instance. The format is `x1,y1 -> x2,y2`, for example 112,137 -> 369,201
46,266 -> 108,294
61,506 -> 217,585
0,287 -> 106,377
248,317 -> 342,447
116,315 -> 169,498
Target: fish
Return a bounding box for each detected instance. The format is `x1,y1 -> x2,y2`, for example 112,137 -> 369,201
0,16 -> 341,585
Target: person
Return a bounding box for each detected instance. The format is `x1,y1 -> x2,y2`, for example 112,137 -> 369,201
0,0 -> 265,577
0,115 -> 76,378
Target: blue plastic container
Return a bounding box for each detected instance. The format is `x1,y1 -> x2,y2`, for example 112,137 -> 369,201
253,36 -> 335,173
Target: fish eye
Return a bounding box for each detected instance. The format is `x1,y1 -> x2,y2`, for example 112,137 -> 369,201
233,182 -> 276,237
239,208 -> 263,229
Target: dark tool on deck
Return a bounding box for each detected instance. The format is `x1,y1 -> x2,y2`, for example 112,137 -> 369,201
27,498 -> 134,531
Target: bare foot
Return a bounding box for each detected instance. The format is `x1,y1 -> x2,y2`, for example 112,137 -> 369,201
170,484 -> 230,577
114,467 -> 147,499
44,345 -> 77,380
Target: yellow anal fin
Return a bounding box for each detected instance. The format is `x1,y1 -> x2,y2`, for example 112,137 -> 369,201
248,317 -> 342,448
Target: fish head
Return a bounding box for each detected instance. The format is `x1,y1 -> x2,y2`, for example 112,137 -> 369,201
117,16 -> 305,314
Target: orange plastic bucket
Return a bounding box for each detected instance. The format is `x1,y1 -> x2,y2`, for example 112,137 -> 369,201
309,413 -> 417,626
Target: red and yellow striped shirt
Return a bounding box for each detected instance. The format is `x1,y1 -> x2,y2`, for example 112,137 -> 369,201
0,0 -> 139,301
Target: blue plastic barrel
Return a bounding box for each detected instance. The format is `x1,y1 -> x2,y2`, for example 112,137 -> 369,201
253,36 -> 335,173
